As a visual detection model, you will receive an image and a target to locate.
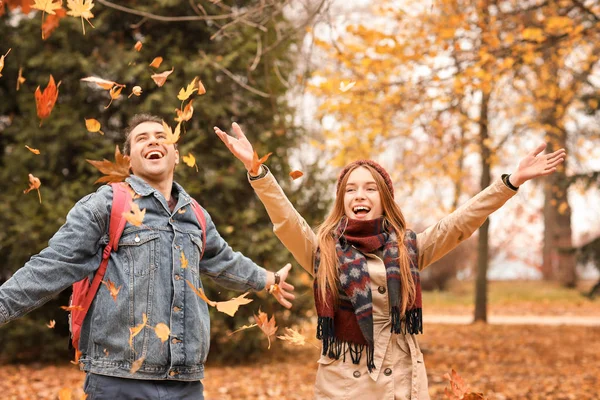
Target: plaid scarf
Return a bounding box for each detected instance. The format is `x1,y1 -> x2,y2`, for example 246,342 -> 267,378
314,216 -> 422,372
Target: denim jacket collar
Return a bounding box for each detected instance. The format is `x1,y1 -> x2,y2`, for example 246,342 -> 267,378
125,175 -> 192,208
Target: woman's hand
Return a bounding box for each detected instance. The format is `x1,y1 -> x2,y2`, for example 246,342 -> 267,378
267,263 -> 295,309
509,143 -> 566,187
214,123 -> 254,173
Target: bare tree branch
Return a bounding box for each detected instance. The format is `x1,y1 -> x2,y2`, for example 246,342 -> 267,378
203,53 -> 271,98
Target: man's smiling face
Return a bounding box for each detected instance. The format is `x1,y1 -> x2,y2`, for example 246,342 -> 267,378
128,121 -> 179,183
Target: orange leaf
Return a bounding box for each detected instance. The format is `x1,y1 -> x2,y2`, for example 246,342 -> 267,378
58,387 -> 72,400
123,201 -> 145,227
128,85 -> 142,98
85,118 -> 104,135
101,279 -> 122,302
16,66 -> 26,90
216,292 -> 253,317
104,85 -> 123,109
61,304 -> 84,312
86,145 -> 131,184
41,7 -> 66,39
129,313 -> 147,348
46,319 -> 56,328
174,99 -> 193,122
32,0 -> 63,39
197,80 -> 206,95
70,348 -> 82,365
130,356 -> 145,374
0,48 -> 10,78
34,75 -> 60,125
250,151 -> 272,175
23,173 -> 42,203
254,309 -> 278,349
153,323 -> 170,343
25,145 -> 40,155
185,280 -> 217,307
180,251 -> 188,269
134,41 -> 142,51
149,57 -> 163,68
151,67 -> 174,87
289,170 -> 303,180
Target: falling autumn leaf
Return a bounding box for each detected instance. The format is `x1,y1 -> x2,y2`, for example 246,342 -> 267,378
185,280 -> 217,307
443,369 -> 485,400
66,0 -> 95,35
175,99 -> 193,123
23,173 -> 42,203
85,118 -> 104,135
134,41 -> 142,51
31,0 -> 63,39
34,75 -> 60,126
80,76 -> 118,90
70,348 -> 82,365
177,77 -> 198,101
151,67 -> 174,87
250,151 -> 272,175
197,80 -> 206,95
161,120 -> 180,145
58,387 -> 72,400
41,7 -> 67,40
86,145 -> 131,184
104,85 -> 123,109
128,85 -> 142,98
228,323 -> 258,336
0,48 -> 10,78
289,170 -> 304,180
149,57 -> 163,69
277,327 -> 308,346
130,356 -> 145,374
153,323 -> 170,343
61,305 -> 84,312
123,201 -> 146,227
339,80 -> 356,92
101,279 -> 122,302
25,145 -> 40,155
129,313 -> 147,348
254,309 -> 278,349
216,292 -> 253,317
182,153 -> 198,172
46,319 -> 56,328
16,66 -> 26,90
180,251 -> 188,269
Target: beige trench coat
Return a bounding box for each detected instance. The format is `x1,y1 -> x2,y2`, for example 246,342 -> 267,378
249,171 -> 517,400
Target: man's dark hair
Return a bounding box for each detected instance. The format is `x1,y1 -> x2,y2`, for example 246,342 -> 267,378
122,114 -> 163,155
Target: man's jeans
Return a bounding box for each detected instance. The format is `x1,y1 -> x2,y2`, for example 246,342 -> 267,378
84,373 -> 204,400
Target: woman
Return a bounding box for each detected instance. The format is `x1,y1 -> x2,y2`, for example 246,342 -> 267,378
215,123 -> 565,399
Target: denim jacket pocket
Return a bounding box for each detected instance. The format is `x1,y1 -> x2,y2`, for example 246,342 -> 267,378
189,233 -> 204,278
118,229 -> 160,277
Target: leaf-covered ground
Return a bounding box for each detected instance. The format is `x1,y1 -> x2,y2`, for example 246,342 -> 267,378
1,322 -> 598,399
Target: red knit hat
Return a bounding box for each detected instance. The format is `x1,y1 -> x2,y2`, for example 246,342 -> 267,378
336,160 -> 394,199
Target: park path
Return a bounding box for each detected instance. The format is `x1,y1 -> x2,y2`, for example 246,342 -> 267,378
425,314 -> 600,326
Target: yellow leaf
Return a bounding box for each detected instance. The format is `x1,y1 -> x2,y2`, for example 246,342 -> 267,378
161,120 -> 180,145
185,280 -> 217,307
128,85 -> 142,98
130,356 -> 145,374
177,77 -> 198,101
134,41 -> 142,52
215,292 -> 253,317
16,66 -> 26,90
85,118 -> 104,135
149,57 -> 163,68
23,173 -> 42,203
129,313 -> 147,348
123,201 -> 146,227
182,153 -> 198,172
522,27 -> 545,43
151,67 -> 174,87
101,279 -> 122,302
0,48 -> 11,78
180,251 -> 188,269
339,80 -> 356,92
66,0 -> 95,35
32,0 -> 62,15
154,323 -> 170,343
25,145 -> 40,155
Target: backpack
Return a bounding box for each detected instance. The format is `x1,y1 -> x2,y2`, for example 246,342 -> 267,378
69,182 -> 207,351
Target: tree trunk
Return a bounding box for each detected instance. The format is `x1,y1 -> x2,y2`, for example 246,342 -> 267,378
474,89 -> 491,322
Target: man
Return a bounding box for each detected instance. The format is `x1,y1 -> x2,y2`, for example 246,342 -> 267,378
0,114 -> 294,399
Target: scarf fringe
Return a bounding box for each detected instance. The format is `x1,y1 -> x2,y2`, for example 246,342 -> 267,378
317,317 -> 376,372
391,307 -> 423,335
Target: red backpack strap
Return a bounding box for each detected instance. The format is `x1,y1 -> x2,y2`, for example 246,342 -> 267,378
190,199 -> 207,260
75,183 -> 132,324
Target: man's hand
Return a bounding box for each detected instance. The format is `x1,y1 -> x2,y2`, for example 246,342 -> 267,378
214,123 -> 255,173
510,143 -> 566,187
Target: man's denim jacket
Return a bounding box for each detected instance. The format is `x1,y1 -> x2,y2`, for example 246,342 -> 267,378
0,175 -> 267,381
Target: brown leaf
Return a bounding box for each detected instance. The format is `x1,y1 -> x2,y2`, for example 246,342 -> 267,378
86,145 -> 131,184
123,201 -> 146,227
254,309 -> 278,349
101,279 -> 122,302
289,170 -> 304,180
216,292 -> 253,317
250,151 -> 272,176
23,173 -> 42,203
154,323 -> 170,343
130,356 -> 145,374
129,313 -> 147,348
34,75 -> 60,125
25,145 -> 40,155
149,57 -> 163,68
151,67 -> 174,87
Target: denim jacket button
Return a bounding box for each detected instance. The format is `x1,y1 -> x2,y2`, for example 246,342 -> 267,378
169,370 -> 178,376
173,306 -> 181,312
134,235 -> 140,243
174,275 -> 181,281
